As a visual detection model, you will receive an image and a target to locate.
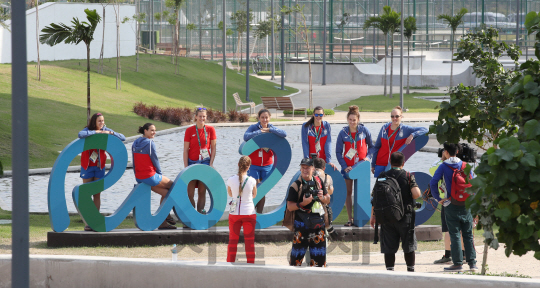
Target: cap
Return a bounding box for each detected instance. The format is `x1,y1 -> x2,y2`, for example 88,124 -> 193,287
300,158 -> 313,166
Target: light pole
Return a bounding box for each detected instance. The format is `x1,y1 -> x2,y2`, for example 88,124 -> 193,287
271,0 -> 276,80
246,0 -> 250,101
323,0 -> 327,85
222,0 -> 227,112
400,0 -> 404,108
281,0 -> 285,90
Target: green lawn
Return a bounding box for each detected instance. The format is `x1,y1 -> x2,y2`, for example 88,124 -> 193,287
0,54 -> 297,170
335,92 -> 447,112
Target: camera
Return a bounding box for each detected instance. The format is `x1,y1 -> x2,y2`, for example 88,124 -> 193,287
310,153 -> 318,160
437,143 -> 477,163
414,202 -> 422,209
302,180 -> 319,201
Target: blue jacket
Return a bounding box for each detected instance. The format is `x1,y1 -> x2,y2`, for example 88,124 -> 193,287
371,123 -> 428,168
429,158 -> 463,202
335,125 -> 374,169
243,122 -> 287,141
78,126 -> 126,141
132,137 -> 162,178
301,120 -> 332,163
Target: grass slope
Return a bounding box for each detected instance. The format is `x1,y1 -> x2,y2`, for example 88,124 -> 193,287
335,92 -> 447,112
0,54 -> 297,170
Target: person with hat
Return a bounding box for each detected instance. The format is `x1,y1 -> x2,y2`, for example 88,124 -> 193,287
286,158 -> 331,267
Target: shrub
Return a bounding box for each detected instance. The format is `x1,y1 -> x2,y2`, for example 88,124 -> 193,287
257,71 -> 282,76
238,112 -> 249,122
147,105 -> 159,120
228,109 -> 240,122
166,108 -> 183,125
158,107 -> 169,123
283,108 -> 335,116
133,102 -> 147,117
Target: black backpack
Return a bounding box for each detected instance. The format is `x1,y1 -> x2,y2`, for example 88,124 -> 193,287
372,171 -> 405,225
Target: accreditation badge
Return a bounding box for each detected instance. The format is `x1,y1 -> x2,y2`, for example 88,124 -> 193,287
315,141 -> 322,153
345,148 -> 357,160
200,148 -> 210,159
89,151 -> 98,163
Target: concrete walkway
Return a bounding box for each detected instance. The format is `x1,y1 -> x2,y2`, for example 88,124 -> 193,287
255,75 -> 448,111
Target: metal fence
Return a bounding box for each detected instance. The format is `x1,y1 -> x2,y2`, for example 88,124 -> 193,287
137,0 -> 540,63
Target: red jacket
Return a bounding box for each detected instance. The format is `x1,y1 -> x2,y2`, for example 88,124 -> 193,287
81,149 -> 107,170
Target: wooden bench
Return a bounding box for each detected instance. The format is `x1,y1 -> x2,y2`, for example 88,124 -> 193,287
233,92 -> 255,114
156,43 -> 189,56
260,97 -> 307,119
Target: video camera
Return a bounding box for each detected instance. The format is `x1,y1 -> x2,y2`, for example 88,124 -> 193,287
437,143 -> 477,163
302,153 -> 320,201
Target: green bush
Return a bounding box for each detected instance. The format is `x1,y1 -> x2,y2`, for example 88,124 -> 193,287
283,109 -> 335,116
257,71 -> 282,76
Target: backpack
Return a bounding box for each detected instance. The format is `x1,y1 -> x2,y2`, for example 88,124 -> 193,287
371,171 -> 406,225
446,162 -> 472,203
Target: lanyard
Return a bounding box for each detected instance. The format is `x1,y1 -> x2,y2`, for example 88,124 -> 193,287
312,122 -> 324,143
196,125 -> 208,149
237,177 -> 249,199
386,125 -> 401,163
348,129 -> 358,151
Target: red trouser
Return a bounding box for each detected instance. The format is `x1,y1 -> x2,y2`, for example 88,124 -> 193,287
227,214 -> 256,263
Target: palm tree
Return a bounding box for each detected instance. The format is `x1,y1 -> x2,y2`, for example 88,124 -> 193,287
364,6 -> 401,98
438,7 -> 468,87
403,16 -> 417,95
40,9 -> 101,124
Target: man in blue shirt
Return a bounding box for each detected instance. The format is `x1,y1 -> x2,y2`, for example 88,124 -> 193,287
429,143 -> 478,271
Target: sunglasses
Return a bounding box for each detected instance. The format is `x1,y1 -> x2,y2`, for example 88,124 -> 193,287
390,115 -> 401,118
314,113 -> 324,117
197,107 -> 207,111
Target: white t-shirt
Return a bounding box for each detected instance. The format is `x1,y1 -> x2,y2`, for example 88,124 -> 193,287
226,175 -> 257,215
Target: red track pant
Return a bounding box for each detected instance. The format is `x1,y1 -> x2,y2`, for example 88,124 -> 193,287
227,214 -> 256,263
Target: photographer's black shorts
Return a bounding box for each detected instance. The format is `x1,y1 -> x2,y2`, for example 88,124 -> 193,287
441,206 -> 448,232
380,212 -> 417,254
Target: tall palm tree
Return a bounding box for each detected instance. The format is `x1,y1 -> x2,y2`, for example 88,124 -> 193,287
40,9 -> 101,124
403,16 -> 417,95
438,7 -> 468,87
364,6 -> 401,98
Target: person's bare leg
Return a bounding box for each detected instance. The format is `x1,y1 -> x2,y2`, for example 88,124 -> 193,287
187,180 -> 197,208
345,179 -> 353,222
152,176 -> 174,228
255,196 -> 265,214
197,181 -> 207,213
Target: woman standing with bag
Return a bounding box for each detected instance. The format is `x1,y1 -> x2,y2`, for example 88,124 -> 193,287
336,105 -> 373,227
371,106 -> 428,177
183,107 -> 217,214
301,106 -> 336,170
78,112 -> 125,231
243,109 -> 287,213
226,156 -> 257,263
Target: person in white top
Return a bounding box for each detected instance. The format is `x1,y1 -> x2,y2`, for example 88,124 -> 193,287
226,156 -> 257,263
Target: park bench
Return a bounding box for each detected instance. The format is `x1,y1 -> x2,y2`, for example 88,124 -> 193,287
261,96 -> 307,119
233,92 -> 256,115
156,43 -> 189,56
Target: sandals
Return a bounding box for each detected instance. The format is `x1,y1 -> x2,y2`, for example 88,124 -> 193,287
166,215 -> 177,225
158,224 -> 177,230
344,220 -> 354,227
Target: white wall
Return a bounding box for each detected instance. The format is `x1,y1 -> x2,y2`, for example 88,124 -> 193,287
0,2 -> 136,63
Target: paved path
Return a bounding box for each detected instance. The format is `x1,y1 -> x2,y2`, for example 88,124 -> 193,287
256,75 -> 449,110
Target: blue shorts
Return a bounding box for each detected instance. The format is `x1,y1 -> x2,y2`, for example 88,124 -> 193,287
373,165 -> 387,178
136,173 -> 163,187
188,159 -> 210,166
80,166 -> 106,179
248,164 -> 272,181
340,169 -> 351,180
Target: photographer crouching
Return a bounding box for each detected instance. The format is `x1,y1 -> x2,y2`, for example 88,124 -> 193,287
286,158 -> 331,267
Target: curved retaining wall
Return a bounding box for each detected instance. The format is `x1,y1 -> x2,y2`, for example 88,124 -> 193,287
1,255 -> 539,288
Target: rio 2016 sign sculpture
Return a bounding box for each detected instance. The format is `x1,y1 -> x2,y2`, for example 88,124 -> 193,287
48,133 -> 436,232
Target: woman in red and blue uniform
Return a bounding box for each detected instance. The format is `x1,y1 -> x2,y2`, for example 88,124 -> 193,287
371,106 -> 428,177
183,108 -> 217,214
132,123 -> 176,229
336,105 -> 373,226
301,106 -> 336,169
78,112 -> 125,231
243,109 -> 287,213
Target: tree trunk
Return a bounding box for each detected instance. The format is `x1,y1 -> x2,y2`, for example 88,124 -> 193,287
199,21 -> 203,59
135,1 -> 139,72
384,35 -> 387,97
36,1 -> 41,81
116,7 -> 121,90
481,242 -> 489,275
100,6 -> 106,74
171,22 -> 175,64
450,31 -> 454,87
407,40 -> 410,94
87,45 -> 91,125
239,36 -> 243,73
389,38 -> 394,98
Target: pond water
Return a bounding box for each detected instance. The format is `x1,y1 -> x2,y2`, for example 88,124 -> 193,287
0,122 -> 437,213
